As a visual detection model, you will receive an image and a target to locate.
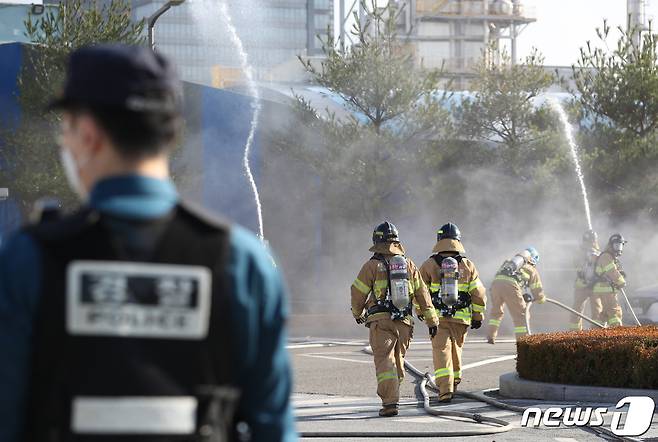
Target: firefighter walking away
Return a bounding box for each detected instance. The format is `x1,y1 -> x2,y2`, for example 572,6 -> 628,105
419,223 -> 486,403
350,222 -> 438,417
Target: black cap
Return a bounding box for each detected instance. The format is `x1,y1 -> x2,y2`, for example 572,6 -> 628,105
49,44 -> 182,113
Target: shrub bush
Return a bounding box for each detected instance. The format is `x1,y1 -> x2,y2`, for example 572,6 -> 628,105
517,326 -> 658,389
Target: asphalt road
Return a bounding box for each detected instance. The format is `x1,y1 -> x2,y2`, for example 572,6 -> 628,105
289,331 -> 658,441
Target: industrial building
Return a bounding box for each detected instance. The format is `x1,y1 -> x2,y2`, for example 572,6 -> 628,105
337,0 -> 535,88
133,0 -> 333,87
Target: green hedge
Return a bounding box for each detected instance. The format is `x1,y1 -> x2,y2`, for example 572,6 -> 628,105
517,326 -> 658,389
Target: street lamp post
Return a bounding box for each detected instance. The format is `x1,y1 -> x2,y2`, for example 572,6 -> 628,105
148,0 -> 186,51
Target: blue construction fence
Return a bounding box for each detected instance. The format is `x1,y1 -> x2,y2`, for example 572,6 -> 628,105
0,41 -> 301,242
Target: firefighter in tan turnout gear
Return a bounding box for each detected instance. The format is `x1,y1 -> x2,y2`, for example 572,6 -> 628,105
570,230 -> 603,330
593,233 -> 627,327
419,223 -> 486,403
487,247 -> 546,343
351,221 -> 439,417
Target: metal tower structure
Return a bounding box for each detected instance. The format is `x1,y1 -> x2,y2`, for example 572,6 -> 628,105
627,0 -> 652,46
336,0 -> 535,88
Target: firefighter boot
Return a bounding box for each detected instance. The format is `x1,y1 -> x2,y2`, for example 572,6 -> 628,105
379,404 -> 399,417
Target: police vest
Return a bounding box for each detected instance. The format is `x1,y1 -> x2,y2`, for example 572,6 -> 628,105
23,203 -> 240,442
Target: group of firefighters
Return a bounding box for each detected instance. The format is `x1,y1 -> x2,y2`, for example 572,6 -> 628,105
350,222 -> 628,417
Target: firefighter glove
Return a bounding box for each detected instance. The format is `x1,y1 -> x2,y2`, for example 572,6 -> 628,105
470,320 -> 482,329
355,316 -> 366,325
428,325 -> 438,338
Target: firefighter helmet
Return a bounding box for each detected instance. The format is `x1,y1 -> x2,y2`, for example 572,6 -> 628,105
608,233 -> 627,255
372,221 -> 400,244
526,246 -> 540,265
437,222 -> 461,241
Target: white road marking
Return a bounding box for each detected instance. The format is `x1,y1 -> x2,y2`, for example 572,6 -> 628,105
411,339 -> 517,346
297,351 -> 515,368
554,438 -> 580,442
300,353 -> 371,364
461,355 -> 516,370
287,343 -> 329,349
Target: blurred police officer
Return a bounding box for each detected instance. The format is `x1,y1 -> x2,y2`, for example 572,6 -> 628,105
0,45 -> 295,442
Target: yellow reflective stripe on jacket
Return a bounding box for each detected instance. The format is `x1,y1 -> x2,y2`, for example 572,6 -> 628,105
468,279 -> 483,292
514,326 -> 528,334
453,370 -> 462,378
352,278 -> 370,294
434,368 -> 451,378
452,308 -> 472,322
472,303 -> 485,313
413,275 -> 423,291
530,282 -> 542,290
458,283 -> 470,291
429,283 -> 440,292
596,262 -> 616,274
374,279 -> 388,299
377,370 -> 399,383
593,285 -> 615,293
488,319 -> 501,326
495,274 -> 518,284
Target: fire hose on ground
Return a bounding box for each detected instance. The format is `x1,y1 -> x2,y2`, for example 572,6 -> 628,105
300,342 -> 629,440
299,345 -> 514,438
298,297 -> 640,439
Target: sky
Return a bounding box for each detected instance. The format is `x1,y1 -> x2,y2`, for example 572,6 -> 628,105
518,0 -> 657,66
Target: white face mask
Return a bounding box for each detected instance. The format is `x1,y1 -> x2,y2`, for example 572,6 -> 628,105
59,147 -> 87,200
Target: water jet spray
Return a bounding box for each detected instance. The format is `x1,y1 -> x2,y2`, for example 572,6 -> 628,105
216,2 -> 265,240
549,98 -> 593,231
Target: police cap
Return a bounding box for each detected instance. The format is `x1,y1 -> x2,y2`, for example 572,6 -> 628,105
49,44 -> 181,114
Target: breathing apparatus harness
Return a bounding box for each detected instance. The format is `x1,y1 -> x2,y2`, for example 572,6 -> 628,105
497,253 -> 531,288
497,253 -> 540,303
367,254 -> 412,321
577,247 -> 600,288
430,254 -> 471,318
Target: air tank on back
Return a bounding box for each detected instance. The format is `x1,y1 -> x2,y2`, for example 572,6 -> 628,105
388,255 -> 411,311
440,257 -> 460,307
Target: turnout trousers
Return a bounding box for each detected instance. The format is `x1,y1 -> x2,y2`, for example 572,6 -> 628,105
600,293 -> 623,327
368,318 -> 412,406
570,286 -> 603,330
432,321 -> 469,396
487,281 -> 529,341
